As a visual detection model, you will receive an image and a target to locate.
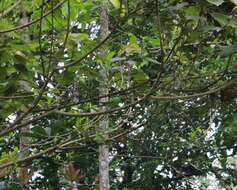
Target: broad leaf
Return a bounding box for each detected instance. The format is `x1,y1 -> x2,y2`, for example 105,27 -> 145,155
210,13 -> 229,26
220,44 -> 237,57
206,0 -> 224,6
109,0 -> 120,9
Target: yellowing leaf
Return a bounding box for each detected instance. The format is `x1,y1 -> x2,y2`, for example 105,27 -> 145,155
125,44 -> 142,55
109,0 -> 120,9
0,165 -> 12,178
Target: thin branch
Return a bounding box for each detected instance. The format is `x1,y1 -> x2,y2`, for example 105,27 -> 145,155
0,137 -> 74,170
62,0 -> 71,51
53,97 -> 142,117
55,33 -> 112,71
1,6 -> 112,134
34,80 -> 149,112
39,0 -> 46,76
1,78 -> 230,137
164,23 -> 187,64
0,33 -> 113,135
109,104 -> 169,140
155,0 -> 164,59
47,0 -> 55,75
7,77 -> 49,128
0,93 -> 142,137
0,0 -> 67,34
0,95 -> 33,100
0,109 -> 55,137
150,80 -> 233,101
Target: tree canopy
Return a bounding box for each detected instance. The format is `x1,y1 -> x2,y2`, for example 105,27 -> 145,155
0,0 -> 237,189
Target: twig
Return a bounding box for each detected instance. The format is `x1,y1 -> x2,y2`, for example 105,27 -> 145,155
62,0 -> 71,51
55,33 -> 113,70
0,95 -> 33,100
150,80 -> 233,101
39,0 -> 46,76
0,0 -> 67,34
155,0 -> 164,59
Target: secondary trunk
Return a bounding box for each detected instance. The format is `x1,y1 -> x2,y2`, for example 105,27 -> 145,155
98,4 -> 110,190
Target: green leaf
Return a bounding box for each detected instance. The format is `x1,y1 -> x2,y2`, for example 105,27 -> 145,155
132,70 -> 149,81
9,183 -> 22,190
0,67 -> 7,80
220,44 -> 237,57
50,120 -> 67,135
79,66 -> 103,82
210,13 -> 229,26
14,64 -> 28,74
184,6 -> 200,20
76,118 -> 93,132
206,0 -> 224,6
3,82 -> 17,96
69,33 -> 89,43
30,126 -> 47,138
229,17 -> 237,28
94,133 -> 106,144
0,19 -> 15,30
0,49 -> 12,63
0,0 -> 12,12
58,70 -> 75,85
149,38 -> 160,47
109,0 -> 120,9
14,51 -> 27,64
125,44 -> 142,55
129,34 -> 137,44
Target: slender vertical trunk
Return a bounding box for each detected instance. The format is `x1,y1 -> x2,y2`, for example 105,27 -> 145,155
99,4 -> 110,190
18,8 -> 31,187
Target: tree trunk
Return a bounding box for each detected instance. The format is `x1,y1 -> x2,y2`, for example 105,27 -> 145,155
18,8 -> 31,188
98,4 -> 110,190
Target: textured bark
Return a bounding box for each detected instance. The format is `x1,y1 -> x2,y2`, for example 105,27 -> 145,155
99,4 -> 110,190
18,7 -> 31,187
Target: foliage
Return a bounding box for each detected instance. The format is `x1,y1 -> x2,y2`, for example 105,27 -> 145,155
0,0 -> 237,189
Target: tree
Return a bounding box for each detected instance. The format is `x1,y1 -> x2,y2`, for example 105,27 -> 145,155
99,2 -> 110,190
0,0 -> 237,189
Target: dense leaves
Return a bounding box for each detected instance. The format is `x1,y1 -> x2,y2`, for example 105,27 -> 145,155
0,0 -> 237,189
